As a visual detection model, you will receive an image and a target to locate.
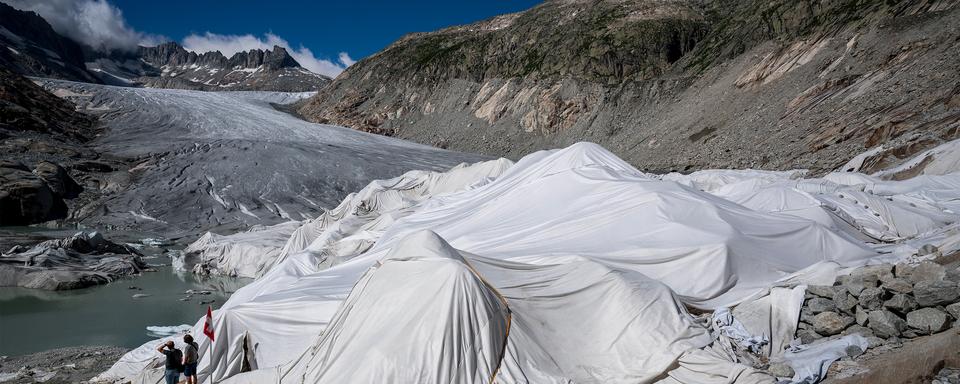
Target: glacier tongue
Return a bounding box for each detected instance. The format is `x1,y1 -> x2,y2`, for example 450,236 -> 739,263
34,79 -> 488,238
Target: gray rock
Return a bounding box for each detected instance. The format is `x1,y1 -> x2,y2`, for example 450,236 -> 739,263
913,280 -> 960,307
799,307 -> 815,324
883,293 -> 918,315
841,324 -> 874,338
917,244 -> 939,257
33,161 -> 82,199
867,310 -> 906,338
0,162 -> 68,225
807,285 -> 840,298
906,307 -> 950,335
945,302 -> 960,320
797,321 -> 811,330
896,261 -> 946,284
813,311 -> 854,336
839,274 -> 879,296
902,329 -> 920,339
855,264 -> 894,280
833,292 -> 858,314
806,297 -> 837,314
865,336 -> 885,349
844,345 -> 863,358
879,275 -> 913,294
858,287 -> 886,310
855,307 -> 869,326
767,362 -> 795,378
797,329 -> 823,345
947,267 -> 960,284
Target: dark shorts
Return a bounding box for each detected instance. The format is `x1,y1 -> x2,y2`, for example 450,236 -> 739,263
183,362 -> 198,376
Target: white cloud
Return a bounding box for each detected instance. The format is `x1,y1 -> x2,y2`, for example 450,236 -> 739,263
182,32 -> 354,78
338,52 -> 356,67
7,0 -> 167,52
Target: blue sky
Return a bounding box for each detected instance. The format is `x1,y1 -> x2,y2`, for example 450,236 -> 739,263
113,0 -> 541,73
9,0 -> 540,77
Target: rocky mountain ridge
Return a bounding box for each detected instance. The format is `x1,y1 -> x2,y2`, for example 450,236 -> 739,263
298,0 -> 960,174
88,42 -> 331,92
0,1 -> 330,92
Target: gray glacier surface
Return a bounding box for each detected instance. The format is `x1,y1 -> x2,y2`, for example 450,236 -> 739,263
34,80 -> 488,239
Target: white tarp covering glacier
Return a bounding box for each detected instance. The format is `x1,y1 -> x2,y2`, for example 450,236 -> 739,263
94,142 -> 960,384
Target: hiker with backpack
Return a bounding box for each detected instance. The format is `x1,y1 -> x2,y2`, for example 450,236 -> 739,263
157,341 -> 183,384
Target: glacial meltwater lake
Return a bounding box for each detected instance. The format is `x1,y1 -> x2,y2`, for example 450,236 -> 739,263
0,264 -> 249,356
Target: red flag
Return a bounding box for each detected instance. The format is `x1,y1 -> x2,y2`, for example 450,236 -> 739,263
203,306 -> 215,341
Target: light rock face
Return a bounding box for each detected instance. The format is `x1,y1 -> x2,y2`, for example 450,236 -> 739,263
913,280 -> 960,307
867,310 -> 907,338
299,0 -> 960,175
813,311 -> 854,336
905,308 -> 950,335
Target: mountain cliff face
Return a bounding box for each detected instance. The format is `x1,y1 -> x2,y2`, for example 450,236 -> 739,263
87,42 -> 331,91
0,2 -> 330,92
0,2 -> 98,83
299,0 -> 960,174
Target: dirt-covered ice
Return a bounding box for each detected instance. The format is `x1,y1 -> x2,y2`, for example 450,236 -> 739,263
34,80 -> 488,238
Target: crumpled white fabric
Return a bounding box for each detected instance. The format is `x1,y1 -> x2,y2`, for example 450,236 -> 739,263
782,334 -> 869,384
96,142 -> 960,384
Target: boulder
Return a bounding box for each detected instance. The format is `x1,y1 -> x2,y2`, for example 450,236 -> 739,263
806,297 -> 837,314
855,307 -> 869,326
33,161 -> 82,199
839,273 -> 879,296
767,362 -> 795,378
905,308 -> 950,335
845,345 -> 864,358
879,275 -> 913,294
947,267 -> 960,284
807,285 -> 841,298
896,261 -> 946,284
834,292 -> 858,314
813,311 -> 854,336
799,307 -> 815,324
913,280 -> 960,307
797,329 -> 823,344
946,302 -> 960,320
867,310 -> 907,338
0,161 -> 67,225
883,294 -> 918,315
865,336 -> 885,349
855,264 -> 894,280
842,324 -> 874,338
858,287 -> 886,310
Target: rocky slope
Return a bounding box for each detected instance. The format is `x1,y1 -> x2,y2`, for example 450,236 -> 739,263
0,2 -> 98,83
299,0 -> 960,174
0,66 -> 124,226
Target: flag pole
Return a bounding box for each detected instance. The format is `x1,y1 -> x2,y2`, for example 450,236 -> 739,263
203,305 -> 216,384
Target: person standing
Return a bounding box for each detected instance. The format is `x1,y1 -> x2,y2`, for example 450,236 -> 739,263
182,334 -> 200,384
156,341 -> 182,384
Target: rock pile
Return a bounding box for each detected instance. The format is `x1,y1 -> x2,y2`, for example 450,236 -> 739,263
797,261 -> 960,346
0,232 -> 146,290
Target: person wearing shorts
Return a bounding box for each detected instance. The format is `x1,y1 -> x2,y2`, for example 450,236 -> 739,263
156,341 -> 181,384
182,334 -> 200,384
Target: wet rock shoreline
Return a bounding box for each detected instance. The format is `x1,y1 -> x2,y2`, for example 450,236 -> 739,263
0,346 -> 127,384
